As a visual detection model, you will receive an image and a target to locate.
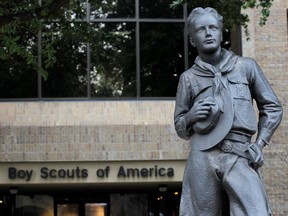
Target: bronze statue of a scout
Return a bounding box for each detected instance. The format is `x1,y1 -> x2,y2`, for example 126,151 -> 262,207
174,7 -> 283,216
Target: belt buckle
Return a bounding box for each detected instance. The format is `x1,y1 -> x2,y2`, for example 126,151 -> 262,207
221,140 -> 233,153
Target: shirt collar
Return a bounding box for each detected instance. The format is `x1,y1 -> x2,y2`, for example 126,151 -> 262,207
192,48 -> 238,77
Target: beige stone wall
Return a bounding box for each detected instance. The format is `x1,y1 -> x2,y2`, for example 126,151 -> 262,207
242,1 -> 288,215
0,101 -> 189,162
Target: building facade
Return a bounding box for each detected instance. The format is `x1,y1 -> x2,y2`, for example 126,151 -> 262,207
0,1 -> 287,215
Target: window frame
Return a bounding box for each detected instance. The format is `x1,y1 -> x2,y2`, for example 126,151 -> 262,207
35,0 -> 188,100
0,1 -> 241,101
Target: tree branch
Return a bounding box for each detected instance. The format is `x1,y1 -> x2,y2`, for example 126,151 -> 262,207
0,0 -> 70,27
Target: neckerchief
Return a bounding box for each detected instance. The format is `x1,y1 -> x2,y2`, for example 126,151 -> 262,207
192,49 -> 238,112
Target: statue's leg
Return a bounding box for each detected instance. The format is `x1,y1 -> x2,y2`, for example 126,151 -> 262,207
179,147 -> 224,216
223,156 -> 271,216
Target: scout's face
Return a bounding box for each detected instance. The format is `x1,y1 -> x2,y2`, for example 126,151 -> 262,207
190,13 -> 222,55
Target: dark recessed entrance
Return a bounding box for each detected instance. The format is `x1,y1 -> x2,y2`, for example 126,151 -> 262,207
0,184 -> 181,216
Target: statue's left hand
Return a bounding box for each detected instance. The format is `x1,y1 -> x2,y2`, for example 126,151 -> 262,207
247,141 -> 265,170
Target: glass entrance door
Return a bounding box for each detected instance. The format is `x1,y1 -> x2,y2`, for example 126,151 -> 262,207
56,203 -> 107,216
54,190 -> 180,216
57,204 -> 79,216
55,195 -> 109,216
85,203 -> 107,216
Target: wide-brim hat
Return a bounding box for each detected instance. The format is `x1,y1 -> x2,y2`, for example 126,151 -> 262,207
193,97 -> 221,135
190,90 -> 234,150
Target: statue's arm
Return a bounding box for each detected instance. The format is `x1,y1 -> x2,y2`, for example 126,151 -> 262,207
174,73 -> 195,140
250,59 -> 283,146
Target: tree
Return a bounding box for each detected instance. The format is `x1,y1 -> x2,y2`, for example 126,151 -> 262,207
171,0 -> 274,38
0,0 -> 273,87
0,0 -> 86,80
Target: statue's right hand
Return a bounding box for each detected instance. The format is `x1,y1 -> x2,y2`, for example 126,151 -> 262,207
185,99 -> 216,125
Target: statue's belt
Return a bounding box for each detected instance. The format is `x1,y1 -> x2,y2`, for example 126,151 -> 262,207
219,132 -> 252,159
224,132 -> 251,143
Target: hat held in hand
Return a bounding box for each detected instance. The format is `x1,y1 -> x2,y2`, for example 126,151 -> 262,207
190,90 -> 234,151
193,97 -> 221,134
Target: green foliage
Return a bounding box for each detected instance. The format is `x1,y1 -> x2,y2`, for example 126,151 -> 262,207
171,0 -> 274,38
258,0 -> 273,26
0,0 -> 80,80
0,0 -> 274,81
242,0 -> 273,25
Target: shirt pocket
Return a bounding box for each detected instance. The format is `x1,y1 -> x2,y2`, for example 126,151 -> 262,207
227,75 -> 251,101
227,74 -> 256,129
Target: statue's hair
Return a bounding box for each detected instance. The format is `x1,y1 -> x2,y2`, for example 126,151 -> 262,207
186,7 -> 223,37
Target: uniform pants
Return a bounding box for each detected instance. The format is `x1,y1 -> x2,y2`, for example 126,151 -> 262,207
179,142 -> 271,216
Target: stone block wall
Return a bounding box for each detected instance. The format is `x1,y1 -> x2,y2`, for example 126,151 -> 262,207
0,101 -> 189,162
242,1 -> 288,215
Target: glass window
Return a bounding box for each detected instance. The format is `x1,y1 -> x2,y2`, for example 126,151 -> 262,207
140,23 -> 184,97
0,29 -> 38,98
110,194 -> 148,215
42,22 -> 88,98
85,203 -> 107,216
139,0 -> 183,18
15,195 -> 54,216
0,0 -> 238,99
57,204 -> 79,216
110,192 -> 180,216
90,22 -> 136,97
90,0 -> 135,19
0,58 -> 38,99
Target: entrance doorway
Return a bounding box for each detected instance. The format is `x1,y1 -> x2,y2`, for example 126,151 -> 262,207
54,195 -> 109,216
54,192 -> 180,216
56,203 -> 107,216
1,184 -> 181,216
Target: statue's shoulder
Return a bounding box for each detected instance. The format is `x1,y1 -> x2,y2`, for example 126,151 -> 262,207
181,65 -> 207,77
236,55 -> 257,66
228,55 -> 259,83
179,67 -> 198,81
182,67 -> 196,76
